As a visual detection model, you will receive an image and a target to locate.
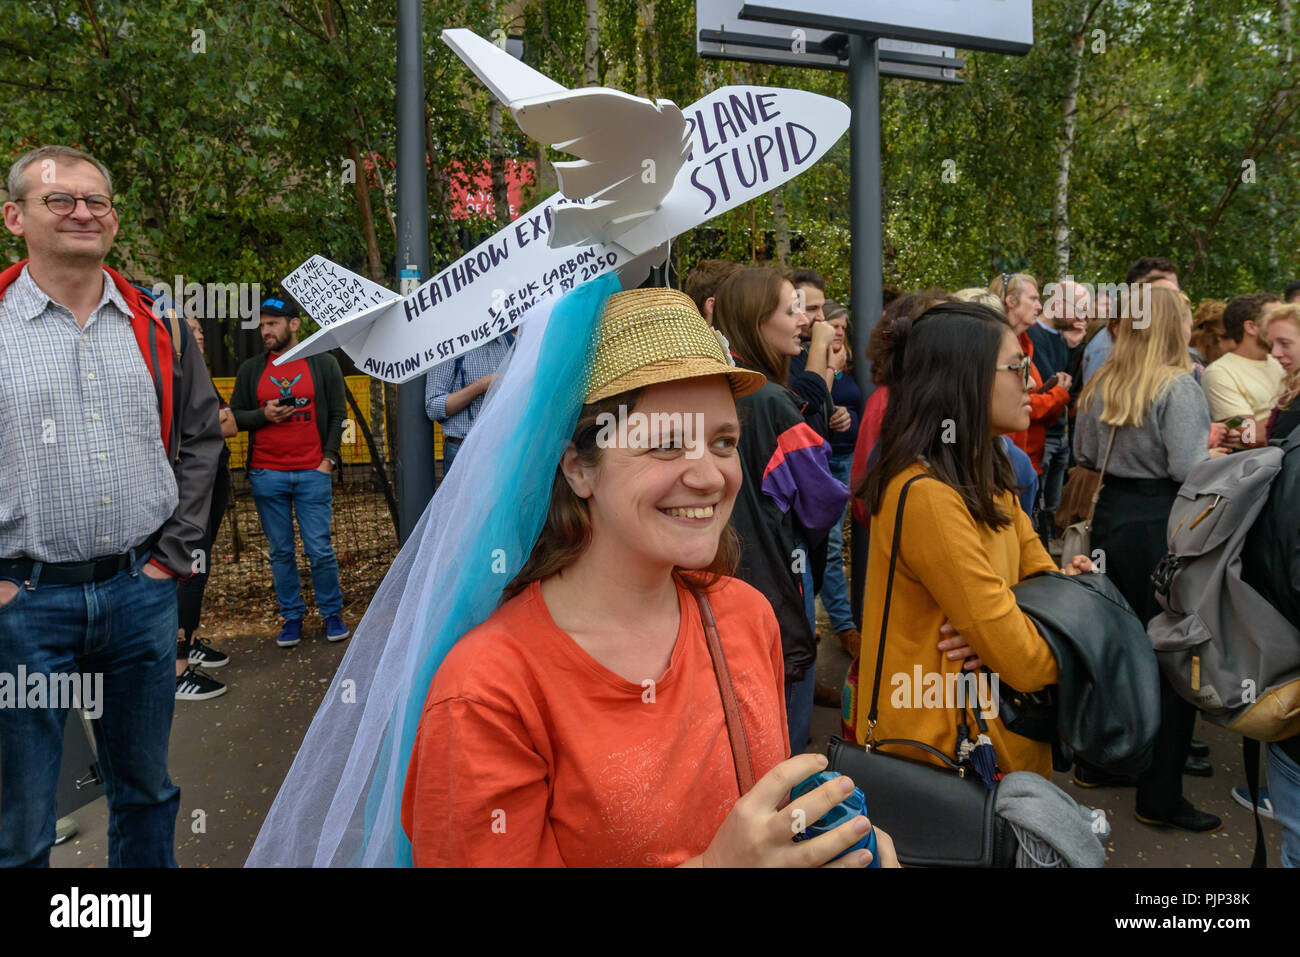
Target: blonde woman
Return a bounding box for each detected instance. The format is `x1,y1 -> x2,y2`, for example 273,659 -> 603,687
1073,286 -> 1221,831
1266,304 -> 1300,441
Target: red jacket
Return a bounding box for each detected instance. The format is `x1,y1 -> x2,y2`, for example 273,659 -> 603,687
850,385 -> 889,528
1009,330 -> 1070,474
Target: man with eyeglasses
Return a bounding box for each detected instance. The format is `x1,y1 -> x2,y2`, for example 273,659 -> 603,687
0,145 -> 224,866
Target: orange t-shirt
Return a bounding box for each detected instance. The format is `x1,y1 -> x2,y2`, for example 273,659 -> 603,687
401,576 -> 789,867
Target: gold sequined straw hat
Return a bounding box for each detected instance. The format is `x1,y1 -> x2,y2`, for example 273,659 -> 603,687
585,287 -> 766,403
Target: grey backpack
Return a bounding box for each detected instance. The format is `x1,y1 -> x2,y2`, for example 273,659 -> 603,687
1148,446 -> 1300,741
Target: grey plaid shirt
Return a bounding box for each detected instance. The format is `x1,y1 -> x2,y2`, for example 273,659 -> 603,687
0,265 -> 178,562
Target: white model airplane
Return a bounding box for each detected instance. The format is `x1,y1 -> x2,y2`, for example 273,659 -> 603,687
276,28 -> 849,382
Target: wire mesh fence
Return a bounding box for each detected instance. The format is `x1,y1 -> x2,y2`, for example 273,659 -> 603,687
199,377 -> 445,634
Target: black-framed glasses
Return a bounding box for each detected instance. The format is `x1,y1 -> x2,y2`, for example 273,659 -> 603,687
996,355 -> 1033,389
16,192 -> 115,217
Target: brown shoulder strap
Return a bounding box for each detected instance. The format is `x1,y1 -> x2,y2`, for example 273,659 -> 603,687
166,307 -> 183,362
690,586 -> 756,796
1085,426 -> 1118,528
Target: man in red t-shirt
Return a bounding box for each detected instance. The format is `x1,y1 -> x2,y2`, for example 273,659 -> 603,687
230,297 -> 348,648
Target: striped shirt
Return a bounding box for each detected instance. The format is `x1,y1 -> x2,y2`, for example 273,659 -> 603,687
0,265 -> 177,562
424,335 -> 515,440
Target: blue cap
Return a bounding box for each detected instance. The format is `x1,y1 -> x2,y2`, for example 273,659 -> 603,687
261,295 -> 300,318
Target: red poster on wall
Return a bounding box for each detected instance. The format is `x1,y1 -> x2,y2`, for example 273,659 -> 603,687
446,160 -> 537,220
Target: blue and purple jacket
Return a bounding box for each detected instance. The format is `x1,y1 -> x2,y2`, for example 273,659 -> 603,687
729,374 -> 849,683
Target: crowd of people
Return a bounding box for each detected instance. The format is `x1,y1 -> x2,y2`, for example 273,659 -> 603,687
5,141 -> 1300,869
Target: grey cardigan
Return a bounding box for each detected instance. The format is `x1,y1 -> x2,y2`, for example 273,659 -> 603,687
1073,372 -> 1210,482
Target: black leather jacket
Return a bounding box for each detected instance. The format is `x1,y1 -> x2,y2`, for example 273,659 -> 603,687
1241,426 -> 1300,762
1011,571 -> 1162,775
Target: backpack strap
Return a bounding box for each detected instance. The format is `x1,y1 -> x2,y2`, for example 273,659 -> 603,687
166,307 -> 183,362
1243,737 -> 1266,868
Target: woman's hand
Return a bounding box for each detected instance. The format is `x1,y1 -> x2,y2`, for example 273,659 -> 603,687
694,754 -> 877,868
1219,418 -> 1256,450
938,619 -> 983,671
829,342 -> 848,373
1060,554 -> 1094,576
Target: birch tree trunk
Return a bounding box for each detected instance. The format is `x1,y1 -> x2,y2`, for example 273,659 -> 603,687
584,0 -> 600,86
1052,27 -> 1086,278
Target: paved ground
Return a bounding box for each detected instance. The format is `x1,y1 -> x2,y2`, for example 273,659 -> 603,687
51,604 -> 1282,869
51,620 -> 349,869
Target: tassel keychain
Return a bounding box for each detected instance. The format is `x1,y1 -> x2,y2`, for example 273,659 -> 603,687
965,705 -> 1001,790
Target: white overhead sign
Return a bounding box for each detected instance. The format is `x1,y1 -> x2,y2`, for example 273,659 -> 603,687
739,0 -> 1033,55
697,0 -> 962,81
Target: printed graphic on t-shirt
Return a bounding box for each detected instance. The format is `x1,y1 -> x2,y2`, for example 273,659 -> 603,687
269,373 -> 313,416
251,355 -> 323,471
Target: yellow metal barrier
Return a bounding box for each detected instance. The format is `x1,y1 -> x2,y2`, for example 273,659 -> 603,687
212,375 -> 443,467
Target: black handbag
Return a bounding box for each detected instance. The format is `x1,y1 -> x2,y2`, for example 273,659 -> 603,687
827,473 -> 1017,868
997,681 -> 1058,743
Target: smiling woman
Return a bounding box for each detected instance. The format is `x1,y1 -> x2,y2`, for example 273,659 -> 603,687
248,277 -> 897,869
398,286 -> 894,868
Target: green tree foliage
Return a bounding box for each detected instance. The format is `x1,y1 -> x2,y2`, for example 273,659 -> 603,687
3,0 -> 1295,325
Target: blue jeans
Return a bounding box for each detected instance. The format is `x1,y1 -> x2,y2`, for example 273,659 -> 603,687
442,436 -> 462,474
821,452 -> 855,633
785,666 -> 816,756
248,468 -> 342,622
786,535 -> 818,755
1036,429 -> 1070,538
0,552 -> 180,867
1268,742 -> 1300,868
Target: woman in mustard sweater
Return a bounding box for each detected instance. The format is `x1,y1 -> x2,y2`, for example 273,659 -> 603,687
854,302 -> 1093,777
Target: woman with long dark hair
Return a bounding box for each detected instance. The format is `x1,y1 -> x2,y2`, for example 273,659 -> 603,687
712,268 -> 849,754
854,302 -> 1093,776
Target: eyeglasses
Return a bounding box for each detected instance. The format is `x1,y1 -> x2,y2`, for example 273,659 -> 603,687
996,355 -> 1034,389
15,192 -> 115,217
